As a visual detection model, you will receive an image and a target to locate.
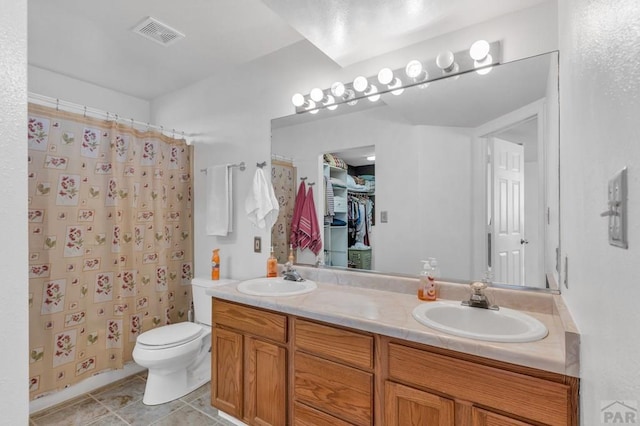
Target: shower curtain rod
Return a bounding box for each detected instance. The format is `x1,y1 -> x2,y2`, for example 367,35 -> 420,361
28,92 -> 193,141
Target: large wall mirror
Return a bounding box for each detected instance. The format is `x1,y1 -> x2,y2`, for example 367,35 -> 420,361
271,52 -> 560,293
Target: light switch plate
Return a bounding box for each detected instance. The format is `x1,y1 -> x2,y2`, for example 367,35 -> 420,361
254,237 -> 261,253
380,211 -> 388,223
608,167 -> 628,249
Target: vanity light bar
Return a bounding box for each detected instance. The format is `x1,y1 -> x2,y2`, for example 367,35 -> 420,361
291,40 -> 501,114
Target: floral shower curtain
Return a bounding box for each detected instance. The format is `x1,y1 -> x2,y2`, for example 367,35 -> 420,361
271,159 -> 296,263
27,103 -> 193,399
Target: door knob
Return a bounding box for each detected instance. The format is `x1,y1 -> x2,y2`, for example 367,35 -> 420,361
520,239 -> 529,245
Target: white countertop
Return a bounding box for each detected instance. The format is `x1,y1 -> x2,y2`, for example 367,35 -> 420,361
204,274 -> 579,377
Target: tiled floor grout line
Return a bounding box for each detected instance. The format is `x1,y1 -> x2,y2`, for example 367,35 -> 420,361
86,393 -> 131,425
29,376 -> 229,426
184,399 -> 219,421
148,402 -> 195,426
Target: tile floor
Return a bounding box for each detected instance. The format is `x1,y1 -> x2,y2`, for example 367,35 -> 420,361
30,373 -> 234,426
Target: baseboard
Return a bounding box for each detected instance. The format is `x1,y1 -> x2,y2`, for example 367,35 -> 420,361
29,362 -> 146,415
218,410 -> 249,426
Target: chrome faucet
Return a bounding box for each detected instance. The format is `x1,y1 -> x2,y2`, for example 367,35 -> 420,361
282,262 -> 305,282
461,281 -> 499,310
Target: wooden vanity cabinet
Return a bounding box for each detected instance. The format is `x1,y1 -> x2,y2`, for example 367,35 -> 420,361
383,339 -> 579,426
211,300 -> 288,426
292,318 -> 375,426
211,299 -> 578,426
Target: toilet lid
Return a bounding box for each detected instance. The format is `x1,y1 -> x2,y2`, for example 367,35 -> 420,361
137,322 -> 203,348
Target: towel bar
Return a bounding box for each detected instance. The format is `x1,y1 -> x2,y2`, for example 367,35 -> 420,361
200,162 -> 246,174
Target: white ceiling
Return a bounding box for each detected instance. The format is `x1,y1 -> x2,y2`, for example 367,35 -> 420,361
28,0 -> 549,100
27,0 -> 303,99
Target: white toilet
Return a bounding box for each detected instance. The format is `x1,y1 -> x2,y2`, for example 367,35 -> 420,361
133,278 -> 237,405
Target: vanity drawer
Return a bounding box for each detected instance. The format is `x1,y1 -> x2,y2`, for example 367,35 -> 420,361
387,342 -> 571,426
294,318 -> 373,370
212,299 -> 287,343
294,402 -> 355,426
294,352 -> 373,426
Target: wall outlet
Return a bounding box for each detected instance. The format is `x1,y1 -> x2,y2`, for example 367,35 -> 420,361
254,237 -> 261,253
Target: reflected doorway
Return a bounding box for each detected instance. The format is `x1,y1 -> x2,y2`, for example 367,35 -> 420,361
487,117 -> 541,286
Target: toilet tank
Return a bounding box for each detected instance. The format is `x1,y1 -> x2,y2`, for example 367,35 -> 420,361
190,278 -> 238,325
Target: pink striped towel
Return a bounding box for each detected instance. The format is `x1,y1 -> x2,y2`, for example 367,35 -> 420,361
290,180 -> 306,248
297,186 -> 322,255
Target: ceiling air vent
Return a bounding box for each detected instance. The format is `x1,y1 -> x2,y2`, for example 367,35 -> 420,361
132,17 -> 185,46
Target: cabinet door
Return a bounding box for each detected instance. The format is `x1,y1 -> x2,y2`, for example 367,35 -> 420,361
245,336 -> 287,426
212,327 -> 243,418
472,407 -> 534,426
385,381 -> 454,426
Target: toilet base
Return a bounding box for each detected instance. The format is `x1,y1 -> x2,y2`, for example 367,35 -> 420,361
139,331 -> 212,406
142,351 -> 211,405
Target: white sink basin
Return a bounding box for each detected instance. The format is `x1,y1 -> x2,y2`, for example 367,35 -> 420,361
412,301 -> 548,343
237,277 -> 317,297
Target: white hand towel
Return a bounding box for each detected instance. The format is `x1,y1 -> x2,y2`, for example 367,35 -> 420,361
206,164 -> 233,236
245,168 -> 280,230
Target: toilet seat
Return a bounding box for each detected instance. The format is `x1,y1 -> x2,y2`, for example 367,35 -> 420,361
136,322 -> 204,349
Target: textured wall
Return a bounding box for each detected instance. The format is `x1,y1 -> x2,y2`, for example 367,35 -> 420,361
28,65 -> 151,123
0,0 -> 29,422
559,0 -> 640,423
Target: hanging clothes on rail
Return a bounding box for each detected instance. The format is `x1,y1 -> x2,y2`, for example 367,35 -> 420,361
323,175 -> 334,225
348,193 -> 373,248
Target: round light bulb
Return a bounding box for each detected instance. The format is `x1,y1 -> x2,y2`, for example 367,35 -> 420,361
353,76 -> 369,92
323,94 -> 338,111
405,60 -> 423,79
476,65 -> 493,76
389,77 -> 405,95
330,81 -> 345,97
310,88 -> 324,102
474,53 -> 493,69
291,93 -> 305,107
365,84 -> 380,102
436,51 -> 455,71
470,40 -> 490,61
305,99 -> 316,111
344,89 -> 358,106
377,68 -> 394,85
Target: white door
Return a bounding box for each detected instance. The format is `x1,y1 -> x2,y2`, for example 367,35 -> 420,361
491,138 -> 525,285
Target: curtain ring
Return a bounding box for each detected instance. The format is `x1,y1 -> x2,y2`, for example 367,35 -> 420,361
130,118 -> 134,128
83,106 -> 87,118
172,128 -> 175,139
146,123 -> 150,131
115,114 -> 119,123
106,112 -> 110,122
55,99 -> 59,111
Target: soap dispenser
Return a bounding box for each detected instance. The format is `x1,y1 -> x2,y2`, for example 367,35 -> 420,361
267,246 -> 278,278
418,260 -> 437,301
211,249 -> 220,280
288,244 -> 295,265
